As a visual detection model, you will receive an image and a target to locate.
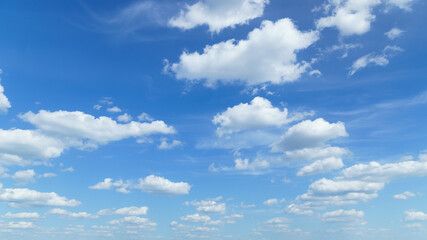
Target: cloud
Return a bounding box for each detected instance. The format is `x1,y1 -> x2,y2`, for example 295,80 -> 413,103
47,208 -> 98,219
297,157 -> 344,176
134,175 -> 191,196
184,197 -> 226,214
168,0 -> 269,33
285,147 -> 349,161
117,113 -> 132,123
157,139 -> 183,150
12,170 -> 36,185
394,191 -> 416,200
98,206 -> 149,216
7,221 -> 34,229
271,118 -> 348,152
321,209 -> 365,223
405,210 -> 427,221
0,185 -> 80,208
385,28 -> 404,39
109,216 -> 157,229
0,83 -> 11,113
180,213 -> 211,223
169,18 -> 319,87
213,97 -> 311,136
2,212 -> 40,219
263,199 -> 279,206
316,0 -> 381,36
349,45 -> 403,75
138,113 -> 154,122
385,0 -> 414,11
106,106 -> 122,113
89,178 -> 130,194
20,110 -> 176,146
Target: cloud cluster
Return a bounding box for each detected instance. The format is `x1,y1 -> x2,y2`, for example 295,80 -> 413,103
169,0 -> 269,33
169,18 -> 319,87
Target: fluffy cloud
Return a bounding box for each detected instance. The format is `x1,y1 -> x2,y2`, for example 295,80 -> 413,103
213,97 -> 310,136
321,209 -> 364,222
394,191 -> 416,200
263,199 -> 279,206
12,170 -> 36,185
0,83 -> 11,113
168,0 -> 269,33
0,129 -> 65,166
272,118 -> 348,152
185,197 -> 226,214
20,110 -> 176,146
169,18 -> 319,87
285,147 -> 348,161
180,213 -> 211,223
134,175 -> 191,196
297,157 -> 344,176
47,208 -> 97,219
385,0 -> 414,11
316,0 -> 381,36
98,206 -> 149,216
109,216 -> 157,229
106,106 -> 121,113
385,28 -> 404,39
117,113 -> 132,123
405,210 -> 427,221
89,178 -> 130,194
2,212 -> 40,219
157,139 -> 183,150
0,185 -> 80,208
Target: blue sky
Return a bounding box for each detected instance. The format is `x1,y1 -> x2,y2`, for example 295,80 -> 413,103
0,0 -> 426,239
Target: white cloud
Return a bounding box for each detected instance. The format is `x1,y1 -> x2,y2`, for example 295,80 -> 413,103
106,106 -> 122,113
180,213 -> 211,223
285,146 -> 348,161
316,0 -> 381,36
234,158 -> 270,171
405,210 -> 427,221
109,216 -> 156,229
385,0 -> 414,11
137,113 -> 154,122
272,118 -> 348,152
349,45 -> 403,75
285,203 -> 313,216
213,97 -> 310,136
0,185 -> 80,208
321,209 -> 364,222
158,139 -> 183,150
169,18 -> 319,87
185,197 -> 226,214
7,221 -> 34,229
169,0 -> 269,33
2,212 -> 40,219
98,206 -> 149,216
47,208 -> 97,219
117,113 -> 132,123
0,129 -> 65,166
134,175 -> 191,196
20,110 -> 176,146
89,178 -> 130,194
394,191 -> 416,200
93,104 -> 102,110
297,157 -> 344,176
12,170 -> 36,185
385,28 -> 404,40
263,199 -> 279,206
0,83 -> 11,113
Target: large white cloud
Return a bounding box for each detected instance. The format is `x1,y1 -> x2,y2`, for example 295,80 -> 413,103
20,110 -> 176,146
169,0 -> 269,33
316,0 -> 381,36
272,118 -> 348,152
169,18 -> 319,87
134,175 -> 191,196
0,185 -> 80,208
213,97 -> 310,136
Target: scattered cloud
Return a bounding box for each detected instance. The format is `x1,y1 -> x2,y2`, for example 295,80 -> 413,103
158,139 -> 183,150
385,28 -> 404,39
297,157 -> 344,176
405,210 -> 427,221
134,175 -> 191,196
106,106 -> 122,113
349,45 -> 403,75
47,208 -> 98,219
169,18 -> 319,87
98,206 -> 149,216
117,113 -> 132,123
394,191 -> 416,200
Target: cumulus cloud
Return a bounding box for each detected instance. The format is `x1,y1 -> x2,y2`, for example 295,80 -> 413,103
0,185 -> 80,208
12,170 -> 36,185
47,208 -> 98,219
272,118 -> 348,152
98,206 -> 149,216
316,0 -> 381,36
2,212 -> 40,219
394,191 -> 416,200
297,157 -> 344,176
117,113 -> 132,122
213,97 -> 311,136
169,0 -> 269,33
106,106 -> 122,113
285,147 -> 349,161
180,213 -> 211,223
169,18 -> 319,87
109,216 -> 157,229
89,178 -> 130,194
263,199 -> 279,206
385,0 -> 414,11
157,139 -> 183,150
0,83 -> 11,113
385,28 -> 404,39
321,209 -> 364,223
405,210 -> 427,221
185,197 -> 226,214
134,175 -> 191,196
